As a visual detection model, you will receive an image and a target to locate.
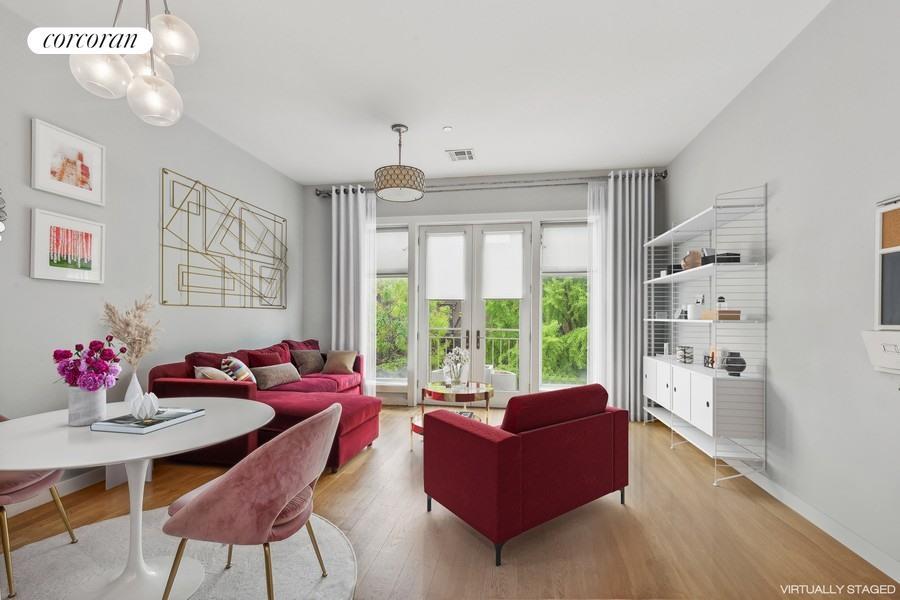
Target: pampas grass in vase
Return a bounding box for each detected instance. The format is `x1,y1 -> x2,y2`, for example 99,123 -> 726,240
101,295 -> 160,411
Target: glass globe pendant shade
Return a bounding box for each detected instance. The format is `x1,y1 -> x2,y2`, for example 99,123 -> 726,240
150,13 -> 199,66
124,53 -> 174,84
126,74 -> 183,127
69,54 -> 133,99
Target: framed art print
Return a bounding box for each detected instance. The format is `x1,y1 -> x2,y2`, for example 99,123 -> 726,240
31,209 -> 105,284
31,118 -> 105,206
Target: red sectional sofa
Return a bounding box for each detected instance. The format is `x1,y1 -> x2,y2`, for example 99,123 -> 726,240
423,384 -> 628,565
148,340 -> 381,472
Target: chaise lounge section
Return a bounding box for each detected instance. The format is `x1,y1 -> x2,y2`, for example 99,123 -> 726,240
148,340 -> 381,472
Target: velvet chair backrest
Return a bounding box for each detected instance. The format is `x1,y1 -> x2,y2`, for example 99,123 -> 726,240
162,403 -> 342,545
499,384 -> 609,434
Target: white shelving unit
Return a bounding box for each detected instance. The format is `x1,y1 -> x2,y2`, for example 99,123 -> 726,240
643,185 -> 767,485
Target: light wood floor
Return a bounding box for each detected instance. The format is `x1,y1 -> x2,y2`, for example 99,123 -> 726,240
6,406 -> 895,599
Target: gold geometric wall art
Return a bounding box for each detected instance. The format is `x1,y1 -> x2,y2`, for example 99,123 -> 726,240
160,168 -> 287,309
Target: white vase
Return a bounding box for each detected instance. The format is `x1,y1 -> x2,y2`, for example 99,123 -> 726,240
68,387 -> 107,426
130,392 -> 159,421
124,372 -> 143,408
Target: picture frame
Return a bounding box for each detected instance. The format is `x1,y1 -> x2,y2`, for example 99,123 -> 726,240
31,209 -> 105,284
875,196 -> 900,330
31,118 -> 105,206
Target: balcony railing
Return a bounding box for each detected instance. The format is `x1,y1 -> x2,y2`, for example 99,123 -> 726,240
428,327 -> 519,374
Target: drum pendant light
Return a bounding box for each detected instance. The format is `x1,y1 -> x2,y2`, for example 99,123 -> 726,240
374,124 -> 425,203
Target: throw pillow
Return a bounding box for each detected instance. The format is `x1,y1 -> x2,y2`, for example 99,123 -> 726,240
194,366 -> 232,381
247,351 -> 284,368
241,343 -> 291,364
251,363 -> 301,390
186,350 -> 250,369
322,351 -> 357,375
222,356 -> 256,383
283,338 -> 320,351
291,349 -> 325,375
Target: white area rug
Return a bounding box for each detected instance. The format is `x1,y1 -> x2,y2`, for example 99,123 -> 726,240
8,508 -> 357,599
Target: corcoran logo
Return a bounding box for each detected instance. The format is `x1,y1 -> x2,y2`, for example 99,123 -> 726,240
27,27 -> 153,55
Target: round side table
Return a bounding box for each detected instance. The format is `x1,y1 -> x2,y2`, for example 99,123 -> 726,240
411,382 -> 494,450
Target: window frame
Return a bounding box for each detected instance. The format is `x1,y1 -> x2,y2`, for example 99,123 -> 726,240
375,227 -> 411,387
539,221 -> 589,389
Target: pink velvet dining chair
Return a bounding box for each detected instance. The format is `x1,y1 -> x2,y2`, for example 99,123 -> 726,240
160,403 -> 342,600
0,415 -> 78,599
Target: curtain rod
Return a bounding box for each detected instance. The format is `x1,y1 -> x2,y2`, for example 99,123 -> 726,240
314,169 -> 667,198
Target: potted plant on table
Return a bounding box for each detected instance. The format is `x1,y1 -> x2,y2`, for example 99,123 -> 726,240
443,347 -> 470,387
53,338 -> 127,426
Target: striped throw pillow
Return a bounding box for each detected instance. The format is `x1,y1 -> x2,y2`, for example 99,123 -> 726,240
221,356 -> 256,383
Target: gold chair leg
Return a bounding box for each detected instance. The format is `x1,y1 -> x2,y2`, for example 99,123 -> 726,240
305,520 -> 327,578
1,507 -> 14,598
162,538 -> 188,600
48,486 -> 77,544
225,544 -> 233,569
262,543 -> 274,600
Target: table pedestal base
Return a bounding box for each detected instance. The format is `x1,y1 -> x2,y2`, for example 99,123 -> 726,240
76,458 -> 205,600
79,556 -> 204,600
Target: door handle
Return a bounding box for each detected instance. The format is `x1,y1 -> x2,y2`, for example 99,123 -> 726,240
476,329 -> 481,350
465,330 -> 470,349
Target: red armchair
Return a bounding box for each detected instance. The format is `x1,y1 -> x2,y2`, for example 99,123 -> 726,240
423,384 -> 628,565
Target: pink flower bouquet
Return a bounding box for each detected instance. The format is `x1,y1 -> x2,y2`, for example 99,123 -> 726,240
53,336 -> 127,392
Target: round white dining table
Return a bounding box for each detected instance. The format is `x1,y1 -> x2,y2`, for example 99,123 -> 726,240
0,397 -> 274,600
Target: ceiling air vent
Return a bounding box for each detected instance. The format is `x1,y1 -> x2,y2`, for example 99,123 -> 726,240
446,148 -> 475,162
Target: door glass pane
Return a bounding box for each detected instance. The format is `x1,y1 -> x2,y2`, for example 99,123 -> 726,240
376,230 -> 408,275
425,233 -> 466,299
482,231 -> 523,298
375,277 -> 408,379
484,299 -> 519,391
428,299 -> 465,381
541,275 -> 588,385
542,224 -> 588,273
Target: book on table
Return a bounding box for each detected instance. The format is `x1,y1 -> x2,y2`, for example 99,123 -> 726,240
90,408 -> 205,434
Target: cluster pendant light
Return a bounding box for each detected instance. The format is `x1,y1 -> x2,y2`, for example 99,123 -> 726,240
69,0 -> 198,127
374,124 -> 425,202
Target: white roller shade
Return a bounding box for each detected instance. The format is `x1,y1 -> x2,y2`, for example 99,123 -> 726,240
542,224 -> 589,273
376,229 -> 408,275
425,232 -> 466,299
481,231 -> 523,299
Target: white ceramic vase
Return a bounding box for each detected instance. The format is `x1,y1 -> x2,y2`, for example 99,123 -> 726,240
68,387 -> 107,426
130,392 -> 159,421
124,371 -> 143,408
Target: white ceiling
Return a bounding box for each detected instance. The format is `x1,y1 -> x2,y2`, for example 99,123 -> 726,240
3,0 -> 829,184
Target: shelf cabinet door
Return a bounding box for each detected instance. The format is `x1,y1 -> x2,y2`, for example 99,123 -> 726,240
690,372 -> 714,436
672,366 -> 691,420
643,357 -> 657,402
656,362 -> 671,409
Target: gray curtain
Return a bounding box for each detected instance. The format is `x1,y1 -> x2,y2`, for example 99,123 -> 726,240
589,170 -> 654,420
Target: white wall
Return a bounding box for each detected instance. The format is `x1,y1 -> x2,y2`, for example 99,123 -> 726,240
0,6 -> 304,418
662,0 -> 900,572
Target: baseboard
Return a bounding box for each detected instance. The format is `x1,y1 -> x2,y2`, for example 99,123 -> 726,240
728,460 -> 900,582
5,468 -> 105,518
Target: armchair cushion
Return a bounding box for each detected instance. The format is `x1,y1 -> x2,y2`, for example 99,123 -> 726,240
499,383 -> 608,433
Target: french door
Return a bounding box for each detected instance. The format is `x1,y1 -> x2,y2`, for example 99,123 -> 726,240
417,223 -> 532,405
